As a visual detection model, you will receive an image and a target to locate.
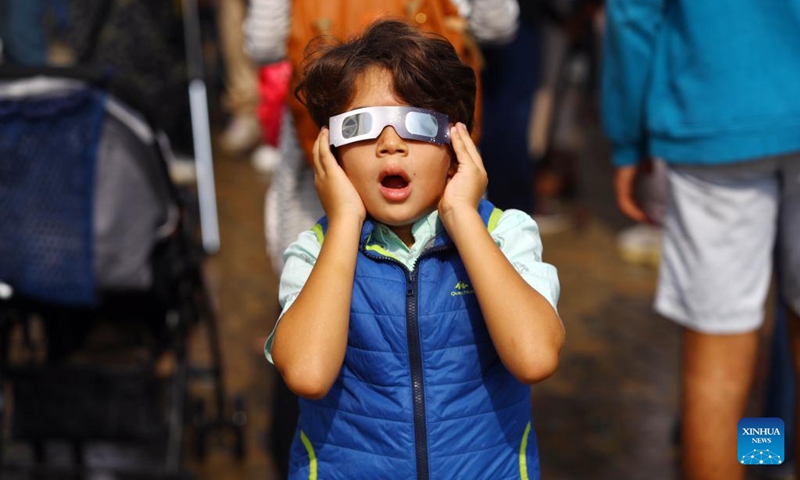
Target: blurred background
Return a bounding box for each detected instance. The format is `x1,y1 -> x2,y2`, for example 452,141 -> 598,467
0,0 -> 788,479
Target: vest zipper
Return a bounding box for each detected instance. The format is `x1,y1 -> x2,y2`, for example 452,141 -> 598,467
363,244 -> 451,480
405,268 -> 429,480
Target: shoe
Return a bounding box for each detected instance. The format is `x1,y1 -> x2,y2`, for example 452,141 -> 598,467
251,144 -> 282,175
617,224 -> 662,268
167,154 -> 197,186
219,115 -> 262,156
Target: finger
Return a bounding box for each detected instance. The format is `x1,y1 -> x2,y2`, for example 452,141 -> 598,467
449,124 -> 474,168
316,128 -> 338,175
617,193 -> 650,223
456,122 -> 485,172
614,168 -> 651,224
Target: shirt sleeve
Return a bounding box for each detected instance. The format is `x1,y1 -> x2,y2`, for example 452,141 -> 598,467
600,0 -> 668,167
264,227 -> 321,364
491,209 -> 561,311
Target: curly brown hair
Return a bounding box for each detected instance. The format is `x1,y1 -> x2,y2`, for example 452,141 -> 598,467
296,18 -> 476,133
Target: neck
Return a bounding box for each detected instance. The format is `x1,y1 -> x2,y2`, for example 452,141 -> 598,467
388,225 -> 415,247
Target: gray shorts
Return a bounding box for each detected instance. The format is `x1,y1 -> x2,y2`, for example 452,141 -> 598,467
654,152 -> 800,334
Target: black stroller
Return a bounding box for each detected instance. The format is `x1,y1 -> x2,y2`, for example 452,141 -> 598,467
0,66 -> 243,478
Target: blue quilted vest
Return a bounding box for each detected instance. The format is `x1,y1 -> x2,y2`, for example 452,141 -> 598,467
288,200 -> 540,479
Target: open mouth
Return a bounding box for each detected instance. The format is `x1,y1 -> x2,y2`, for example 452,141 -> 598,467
378,169 -> 412,201
381,175 -> 409,189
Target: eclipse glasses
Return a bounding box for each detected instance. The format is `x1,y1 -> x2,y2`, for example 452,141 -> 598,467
329,106 -> 450,148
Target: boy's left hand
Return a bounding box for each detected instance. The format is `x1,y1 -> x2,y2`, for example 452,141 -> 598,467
439,122 -> 488,219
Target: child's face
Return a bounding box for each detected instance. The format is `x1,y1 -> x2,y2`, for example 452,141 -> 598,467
337,67 -> 455,238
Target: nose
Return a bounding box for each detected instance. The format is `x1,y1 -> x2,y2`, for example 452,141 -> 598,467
376,126 -> 408,156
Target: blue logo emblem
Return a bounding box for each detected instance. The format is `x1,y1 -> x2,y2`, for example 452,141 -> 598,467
738,418 -> 784,465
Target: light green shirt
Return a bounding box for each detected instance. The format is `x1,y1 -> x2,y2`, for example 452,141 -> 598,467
265,208 -> 560,363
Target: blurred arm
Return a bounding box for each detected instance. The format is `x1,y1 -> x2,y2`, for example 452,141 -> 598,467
600,0 -> 667,167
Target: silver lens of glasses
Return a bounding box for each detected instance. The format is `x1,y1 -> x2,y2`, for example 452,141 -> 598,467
405,111 -> 438,137
341,112 -> 373,139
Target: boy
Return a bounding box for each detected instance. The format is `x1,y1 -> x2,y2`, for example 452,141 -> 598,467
267,19 -> 564,479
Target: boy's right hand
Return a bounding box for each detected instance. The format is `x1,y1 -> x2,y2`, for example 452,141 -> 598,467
312,128 -> 366,224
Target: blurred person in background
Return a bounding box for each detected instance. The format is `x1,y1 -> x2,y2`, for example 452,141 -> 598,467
62,0 -> 194,156
0,0 -> 50,65
216,0 -> 263,157
601,1 -> 800,479
477,0 -> 540,214
527,0 -> 604,233
1,0 -> 214,173
244,0 -> 519,476
0,0 -> 75,66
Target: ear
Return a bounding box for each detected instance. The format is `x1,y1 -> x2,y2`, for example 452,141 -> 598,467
447,146 -> 458,178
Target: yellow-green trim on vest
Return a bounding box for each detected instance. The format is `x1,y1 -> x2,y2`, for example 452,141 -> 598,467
311,223 -> 325,245
487,207 -> 503,233
519,421 -> 532,480
364,238 -> 401,262
300,430 -> 318,480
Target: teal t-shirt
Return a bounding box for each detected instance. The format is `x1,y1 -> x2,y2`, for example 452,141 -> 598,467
602,0 -> 800,166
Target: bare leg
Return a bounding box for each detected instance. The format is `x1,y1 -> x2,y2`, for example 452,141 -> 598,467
681,328 -> 759,480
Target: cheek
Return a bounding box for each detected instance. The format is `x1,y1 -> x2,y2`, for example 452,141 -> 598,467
417,149 -> 454,178
339,151 -> 367,175
340,161 -> 375,193
338,149 -> 357,170
408,161 -> 451,182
